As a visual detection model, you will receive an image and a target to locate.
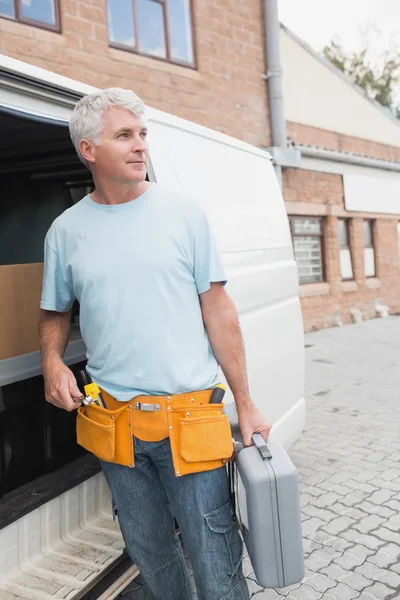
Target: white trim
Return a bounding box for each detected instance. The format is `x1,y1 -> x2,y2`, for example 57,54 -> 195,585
298,145 -> 400,174
300,154 -> 400,181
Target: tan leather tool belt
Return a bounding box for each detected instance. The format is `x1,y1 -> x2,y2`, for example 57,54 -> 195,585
76,388 -> 233,477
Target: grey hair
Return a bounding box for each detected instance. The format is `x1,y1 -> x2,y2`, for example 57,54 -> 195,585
69,88 -> 145,168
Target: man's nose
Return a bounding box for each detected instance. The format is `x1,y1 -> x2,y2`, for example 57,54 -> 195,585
132,146 -> 146,159
134,137 -> 147,152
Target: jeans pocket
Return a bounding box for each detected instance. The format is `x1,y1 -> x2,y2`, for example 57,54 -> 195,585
204,500 -> 243,584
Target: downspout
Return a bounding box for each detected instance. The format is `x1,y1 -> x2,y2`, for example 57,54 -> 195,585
263,0 -> 287,187
263,2 -> 300,185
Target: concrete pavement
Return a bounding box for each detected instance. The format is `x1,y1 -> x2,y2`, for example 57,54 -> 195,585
118,316 -> 400,600
251,316 -> 400,600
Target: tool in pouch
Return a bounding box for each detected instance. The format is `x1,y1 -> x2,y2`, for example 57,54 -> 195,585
209,383 -> 226,404
76,376 -> 135,467
78,369 -> 107,408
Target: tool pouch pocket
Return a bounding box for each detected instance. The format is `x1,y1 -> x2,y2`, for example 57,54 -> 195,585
180,414 -> 233,463
76,403 -> 133,467
169,404 -> 233,477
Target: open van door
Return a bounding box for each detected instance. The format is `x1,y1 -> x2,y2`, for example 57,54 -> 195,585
0,55 -> 137,600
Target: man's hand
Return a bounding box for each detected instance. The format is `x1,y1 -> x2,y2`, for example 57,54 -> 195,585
237,401 -> 272,447
43,358 -> 84,411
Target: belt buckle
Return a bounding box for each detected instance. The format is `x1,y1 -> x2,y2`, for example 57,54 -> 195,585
134,402 -> 161,412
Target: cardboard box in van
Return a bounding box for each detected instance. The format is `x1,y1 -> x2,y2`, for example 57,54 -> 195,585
0,263 -> 43,359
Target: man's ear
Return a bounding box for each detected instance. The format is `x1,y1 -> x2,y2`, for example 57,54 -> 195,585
79,139 -> 96,165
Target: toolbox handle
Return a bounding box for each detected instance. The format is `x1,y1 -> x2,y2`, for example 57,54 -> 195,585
252,434 -> 272,460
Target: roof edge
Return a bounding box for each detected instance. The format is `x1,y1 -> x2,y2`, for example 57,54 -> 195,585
280,24 -> 400,131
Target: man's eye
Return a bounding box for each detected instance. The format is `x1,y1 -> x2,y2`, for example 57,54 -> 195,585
140,132 -> 147,139
118,133 -> 129,138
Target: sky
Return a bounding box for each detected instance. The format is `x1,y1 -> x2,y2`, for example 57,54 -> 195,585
278,0 -> 400,57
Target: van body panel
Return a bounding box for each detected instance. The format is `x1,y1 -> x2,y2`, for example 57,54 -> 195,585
147,114 -> 304,439
147,117 -> 290,254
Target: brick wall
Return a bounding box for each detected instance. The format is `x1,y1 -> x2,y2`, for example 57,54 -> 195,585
0,0 -> 270,148
284,168 -> 400,331
284,168 -> 343,205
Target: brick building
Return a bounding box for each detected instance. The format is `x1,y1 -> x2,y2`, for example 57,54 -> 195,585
0,0 -> 399,331
280,27 -> 400,330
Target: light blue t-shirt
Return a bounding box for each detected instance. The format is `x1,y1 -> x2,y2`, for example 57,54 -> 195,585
40,184 -> 227,400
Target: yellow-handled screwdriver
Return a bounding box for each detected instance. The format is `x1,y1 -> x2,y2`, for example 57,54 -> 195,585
79,369 -> 107,408
209,383 -> 226,404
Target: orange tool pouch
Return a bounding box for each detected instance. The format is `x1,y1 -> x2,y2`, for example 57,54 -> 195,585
76,388 -> 233,476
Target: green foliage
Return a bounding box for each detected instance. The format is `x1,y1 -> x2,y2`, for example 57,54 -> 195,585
322,39 -> 400,118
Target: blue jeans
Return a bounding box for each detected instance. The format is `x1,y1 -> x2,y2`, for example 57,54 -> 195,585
100,437 -> 250,600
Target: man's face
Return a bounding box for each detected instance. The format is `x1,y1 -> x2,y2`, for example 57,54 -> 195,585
90,107 -> 149,184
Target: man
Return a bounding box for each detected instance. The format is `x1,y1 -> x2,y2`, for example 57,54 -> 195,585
40,88 -> 271,600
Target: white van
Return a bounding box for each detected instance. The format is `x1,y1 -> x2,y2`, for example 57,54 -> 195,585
0,54 -> 305,599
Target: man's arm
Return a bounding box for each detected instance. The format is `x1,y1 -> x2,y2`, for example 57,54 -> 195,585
199,283 -> 271,445
40,309 -> 83,411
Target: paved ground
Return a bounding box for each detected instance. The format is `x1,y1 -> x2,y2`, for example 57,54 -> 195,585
118,316 -> 400,600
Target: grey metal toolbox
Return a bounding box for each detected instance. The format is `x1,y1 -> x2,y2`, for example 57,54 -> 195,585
234,434 -> 305,588
224,404 -> 305,589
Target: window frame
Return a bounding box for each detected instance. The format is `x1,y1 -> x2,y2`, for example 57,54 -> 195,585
289,216 -> 325,285
0,0 -> 61,32
107,0 -> 197,69
363,219 -> 376,278
338,218 -> 354,281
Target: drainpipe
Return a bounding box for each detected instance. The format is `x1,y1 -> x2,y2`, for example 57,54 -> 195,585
263,0 -> 300,186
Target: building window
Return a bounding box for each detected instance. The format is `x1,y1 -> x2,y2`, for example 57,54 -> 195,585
338,219 -> 353,280
107,0 -> 195,67
364,220 -> 376,277
290,217 -> 324,284
0,0 -> 60,30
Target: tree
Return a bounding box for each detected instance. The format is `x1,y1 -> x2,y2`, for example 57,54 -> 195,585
322,39 -> 400,119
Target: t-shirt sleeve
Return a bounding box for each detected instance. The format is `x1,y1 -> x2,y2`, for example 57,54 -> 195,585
193,211 -> 228,294
40,234 -> 75,312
